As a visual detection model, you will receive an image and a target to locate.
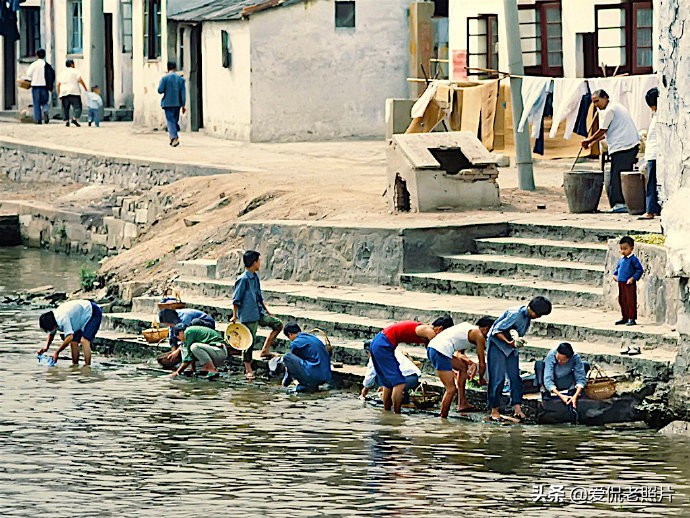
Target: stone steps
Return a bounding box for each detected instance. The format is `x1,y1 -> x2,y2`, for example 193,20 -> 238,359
133,280 -> 679,349
441,253 -> 604,286
101,311 -> 673,379
400,271 -> 602,307
475,237 -> 609,263
177,259 -> 217,279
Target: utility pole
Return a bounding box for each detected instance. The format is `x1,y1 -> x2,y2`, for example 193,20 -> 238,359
502,0 -> 535,190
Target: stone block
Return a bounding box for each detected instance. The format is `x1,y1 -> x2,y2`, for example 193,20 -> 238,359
135,208 -> 149,224
18,214 -> 32,226
122,281 -> 149,302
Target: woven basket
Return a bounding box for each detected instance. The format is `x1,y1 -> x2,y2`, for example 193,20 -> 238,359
410,382 -> 441,409
16,78 -> 31,90
142,322 -> 169,344
157,288 -> 186,310
584,365 -> 616,400
308,328 -> 332,355
157,349 -> 180,370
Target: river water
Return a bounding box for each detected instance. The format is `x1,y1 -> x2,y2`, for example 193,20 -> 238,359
1,248 -> 689,517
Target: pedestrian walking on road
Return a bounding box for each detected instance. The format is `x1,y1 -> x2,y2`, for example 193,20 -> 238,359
158,61 -> 186,147
57,59 -> 87,127
581,90 -> 640,213
24,48 -> 54,124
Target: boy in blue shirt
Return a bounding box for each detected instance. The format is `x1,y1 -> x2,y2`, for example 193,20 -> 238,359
232,250 -> 283,380
281,322 -> 332,392
613,235 -> 644,326
487,296 -> 552,422
86,85 -> 103,127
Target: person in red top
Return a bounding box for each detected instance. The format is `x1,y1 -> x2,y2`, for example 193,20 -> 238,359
370,316 -> 454,413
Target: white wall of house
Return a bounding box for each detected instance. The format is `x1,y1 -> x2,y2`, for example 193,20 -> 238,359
52,0 -> 104,94
449,0 -> 659,78
199,20 -> 251,140
247,0 -> 410,142
132,0 -> 170,127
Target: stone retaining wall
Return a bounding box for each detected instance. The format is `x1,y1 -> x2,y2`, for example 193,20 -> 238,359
215,221 -> 507,286
603,240 -> 680,326
0,138 -> 230,189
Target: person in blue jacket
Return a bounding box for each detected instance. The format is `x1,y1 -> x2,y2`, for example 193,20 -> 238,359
542,342 -> 588,408
487,296 -> 552,422
281,322 -> 332,392
157,61 -> 186,147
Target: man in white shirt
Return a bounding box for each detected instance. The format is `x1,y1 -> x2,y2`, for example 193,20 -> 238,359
24,49 -> 53,124
361,343 -> 421,401
581,89 -> 640,213
57,59 -> 88,127
427,317 -> 494,416
37,300 -> 103,366
640,87 -> 661,219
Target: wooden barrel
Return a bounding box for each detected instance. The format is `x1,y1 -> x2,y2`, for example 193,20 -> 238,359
563,171 -> 604,213
621,171 -> 646,215
0,214 -> 22,246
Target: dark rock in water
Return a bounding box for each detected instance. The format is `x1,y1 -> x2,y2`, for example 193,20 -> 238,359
45,292 -> 67,303
536,395 -> 642,425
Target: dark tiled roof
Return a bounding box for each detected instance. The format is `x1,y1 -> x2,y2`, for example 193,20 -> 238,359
167,0 -> 304,22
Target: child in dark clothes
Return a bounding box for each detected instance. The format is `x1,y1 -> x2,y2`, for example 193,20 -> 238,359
613,236 -> 644,327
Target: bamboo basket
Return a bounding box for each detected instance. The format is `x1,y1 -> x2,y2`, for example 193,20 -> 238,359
16,78 -> 31,90
157,288 -> 186,310
584,365 -> 616,400
142,322 -> 169,343
410,382 -> 441,410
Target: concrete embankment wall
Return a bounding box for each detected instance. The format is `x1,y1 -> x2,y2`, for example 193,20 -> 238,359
0,138 -> 230,189
213,221 -> 509,286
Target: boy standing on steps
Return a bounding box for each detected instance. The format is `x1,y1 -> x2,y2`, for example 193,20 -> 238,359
232,250 -> 283,380
613,236 -> 644,326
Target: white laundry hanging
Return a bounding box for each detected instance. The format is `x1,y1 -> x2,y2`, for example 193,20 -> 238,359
518,76 -> 553,138
550,78 -> 588,139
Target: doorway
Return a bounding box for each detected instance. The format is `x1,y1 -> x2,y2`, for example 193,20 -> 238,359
3,37 -> 17,110
582,32 -> 597,78
189,25 -> 203,131
104,13 -> 114,107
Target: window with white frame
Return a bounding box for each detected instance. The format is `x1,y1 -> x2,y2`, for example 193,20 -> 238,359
595,1 -> 652,75
121,0 -> 133,53
144,0 -> 162,60
519,2 -> 563,77
69,0 -> 83,55
467,14 -> 498,76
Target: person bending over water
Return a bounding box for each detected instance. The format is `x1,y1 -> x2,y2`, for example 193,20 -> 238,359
282,322 -> 332,392
370,317 -> 454,414
426,317 -> 494,417
38,299 -> 102,366
170,324 -> 228,379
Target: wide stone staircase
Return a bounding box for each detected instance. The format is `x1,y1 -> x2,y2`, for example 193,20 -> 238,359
95,222 -> 678,387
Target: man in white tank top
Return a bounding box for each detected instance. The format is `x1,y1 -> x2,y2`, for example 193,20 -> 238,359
427,317 -> 495,414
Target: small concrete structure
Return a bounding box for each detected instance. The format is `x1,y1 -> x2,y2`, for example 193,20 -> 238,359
387,131 -> 500,212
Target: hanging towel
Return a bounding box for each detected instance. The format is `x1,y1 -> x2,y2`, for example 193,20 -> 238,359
518,77 -> 553,138
550,78 -> 588,139
574,83 -> 592,137
533,93 -> 553,155
460,84 -> 483,138
479,80 -> 500,149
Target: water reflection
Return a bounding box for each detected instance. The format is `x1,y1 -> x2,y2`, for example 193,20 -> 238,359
0,251 -> 689,515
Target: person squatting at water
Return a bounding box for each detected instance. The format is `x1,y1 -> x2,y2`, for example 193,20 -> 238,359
361,341 -> 421,402
169,324 -> 228,379
487,296 -> 552,423
426,317 -> 495,418
539,342 -> 588,408
37,299 -> 103,366
369,317 -> 454,414
158,308 -> 216,349
281,323 -> 332,392
232,250 -> 284,381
